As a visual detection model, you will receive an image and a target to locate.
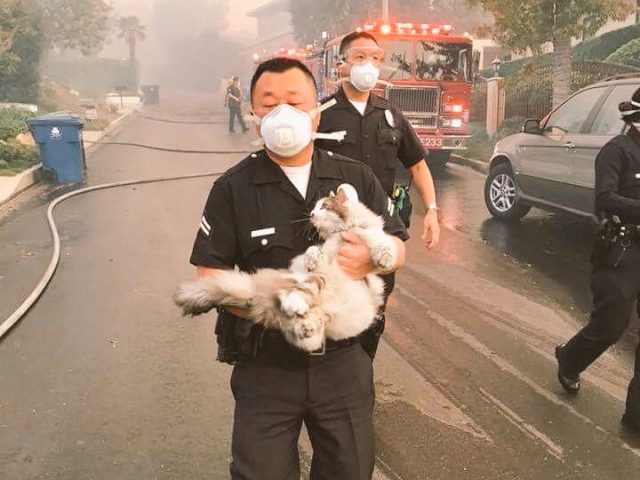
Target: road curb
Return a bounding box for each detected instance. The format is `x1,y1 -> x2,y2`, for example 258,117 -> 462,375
450,154 -> 489,175
0,164 -> 43,207
0,109 -> 136,208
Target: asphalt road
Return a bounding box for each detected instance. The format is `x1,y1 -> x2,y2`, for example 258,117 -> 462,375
1,93 -> 638,480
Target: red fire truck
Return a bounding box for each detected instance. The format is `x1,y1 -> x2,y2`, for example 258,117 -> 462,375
322,21 -> 473,165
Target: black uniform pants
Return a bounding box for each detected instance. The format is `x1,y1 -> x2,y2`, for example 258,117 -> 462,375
228,105 -> 247,133
560,243 -> 640,420
229,342 -> 375,480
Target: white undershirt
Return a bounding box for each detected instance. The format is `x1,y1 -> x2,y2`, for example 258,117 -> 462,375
349,99 -> 367,116
279,162 -> 312,198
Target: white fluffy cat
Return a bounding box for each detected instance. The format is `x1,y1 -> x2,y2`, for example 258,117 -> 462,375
174,184 -> 397,352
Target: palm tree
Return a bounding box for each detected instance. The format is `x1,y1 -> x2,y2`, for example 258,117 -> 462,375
117,15 -> 146,91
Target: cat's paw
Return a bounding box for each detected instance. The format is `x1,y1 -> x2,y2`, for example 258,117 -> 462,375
304,246 -> 324,271
294,317 -> 319,339
278,290 -> 310,318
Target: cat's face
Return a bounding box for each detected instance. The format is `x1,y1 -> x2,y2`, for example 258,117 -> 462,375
310,195 -> 349,235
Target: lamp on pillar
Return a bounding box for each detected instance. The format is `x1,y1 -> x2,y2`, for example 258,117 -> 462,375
486,57 -> 505,136
491,57 -> 502,78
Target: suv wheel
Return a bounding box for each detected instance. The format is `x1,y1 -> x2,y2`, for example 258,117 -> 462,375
484,163 -> 531,221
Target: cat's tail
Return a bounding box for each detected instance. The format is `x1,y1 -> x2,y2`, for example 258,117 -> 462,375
174,270 -> 255,316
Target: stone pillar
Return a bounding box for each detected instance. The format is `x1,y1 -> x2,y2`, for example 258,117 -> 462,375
486,77 -> 504,137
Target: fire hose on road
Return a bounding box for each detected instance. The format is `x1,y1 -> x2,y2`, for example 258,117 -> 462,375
0,137 -> 254,339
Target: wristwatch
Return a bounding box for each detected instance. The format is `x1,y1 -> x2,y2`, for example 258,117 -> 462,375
427,203 -> 438,211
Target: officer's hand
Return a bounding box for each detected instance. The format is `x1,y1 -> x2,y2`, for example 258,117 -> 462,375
338,231 -> 374,280
422,210 -> 440,249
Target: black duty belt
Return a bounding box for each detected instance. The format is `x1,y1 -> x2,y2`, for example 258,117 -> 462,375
260,330 -> 360,356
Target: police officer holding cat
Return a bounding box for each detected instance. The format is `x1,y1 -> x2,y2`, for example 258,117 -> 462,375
555,87 -> 640,433
188,57 -> 408,479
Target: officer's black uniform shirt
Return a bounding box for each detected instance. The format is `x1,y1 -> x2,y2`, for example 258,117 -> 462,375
190,148 -> 408,272
595,127 -> 640,224
315,87 -> 425,195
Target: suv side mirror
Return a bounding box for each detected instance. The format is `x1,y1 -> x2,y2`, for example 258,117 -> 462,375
522,119 -> 541,135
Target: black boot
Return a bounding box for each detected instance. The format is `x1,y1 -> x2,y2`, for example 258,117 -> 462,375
555,345 -> 581,394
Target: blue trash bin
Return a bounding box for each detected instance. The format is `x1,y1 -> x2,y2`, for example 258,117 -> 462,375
27,112 -> 85,184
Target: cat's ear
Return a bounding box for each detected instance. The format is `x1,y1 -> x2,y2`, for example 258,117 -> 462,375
335,188 -> 348,205
336,183 -> 358,203
329,191 -> 336,197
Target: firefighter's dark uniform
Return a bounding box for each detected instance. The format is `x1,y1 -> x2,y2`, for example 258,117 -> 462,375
190,148 -> 408,479
557,126 -> 640,427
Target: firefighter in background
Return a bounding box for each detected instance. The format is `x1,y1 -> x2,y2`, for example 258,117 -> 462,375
226,76 -> 249,134
556,87 -> 640,433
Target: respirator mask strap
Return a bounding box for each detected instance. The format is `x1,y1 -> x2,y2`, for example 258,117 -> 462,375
310,99 -> 346,142
313,131 -> 347,142
309,98 -> 338,118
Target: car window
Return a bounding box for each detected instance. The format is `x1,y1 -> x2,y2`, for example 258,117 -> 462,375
590,84 -> 639,135
543,87 -> 606,138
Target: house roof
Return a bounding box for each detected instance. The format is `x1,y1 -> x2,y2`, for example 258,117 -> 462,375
246,0 -> 289,18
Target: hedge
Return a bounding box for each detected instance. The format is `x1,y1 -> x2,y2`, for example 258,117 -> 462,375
0,107 -> 36,142
606,37 -> 640,70
0,143 -> 40,176
573,23 -> 640,62
483,23 -> 640,78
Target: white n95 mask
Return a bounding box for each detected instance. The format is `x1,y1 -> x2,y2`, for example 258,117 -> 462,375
350,61 -> 380,92
259,104 -> 312,157
254,100 -> 346,158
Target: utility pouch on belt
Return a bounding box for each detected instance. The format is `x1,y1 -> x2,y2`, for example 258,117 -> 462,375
591,218 -> 632,269
234,318 -> 261,359
215,311 -> 261,364
360,314 -> 386,360
392,185 -> 413,228
214,310 -> 240,364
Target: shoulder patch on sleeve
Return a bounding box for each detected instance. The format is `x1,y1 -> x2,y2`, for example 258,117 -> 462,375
199,215 -> 211,236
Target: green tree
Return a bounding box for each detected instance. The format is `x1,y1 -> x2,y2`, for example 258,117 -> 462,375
0,0 -> 42,102
117,15 -> 146,90
37,0 -> 111,56
0,0 -> 30,75
468,0 -> 632,107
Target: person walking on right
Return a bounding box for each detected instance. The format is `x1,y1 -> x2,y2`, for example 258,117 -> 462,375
556,87 -> 640,433
226,76 -> 249,134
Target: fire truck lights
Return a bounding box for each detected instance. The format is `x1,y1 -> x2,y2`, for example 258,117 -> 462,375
443,104 -> 464,114
360,22 -> 454,35
441,117 -> 463,129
